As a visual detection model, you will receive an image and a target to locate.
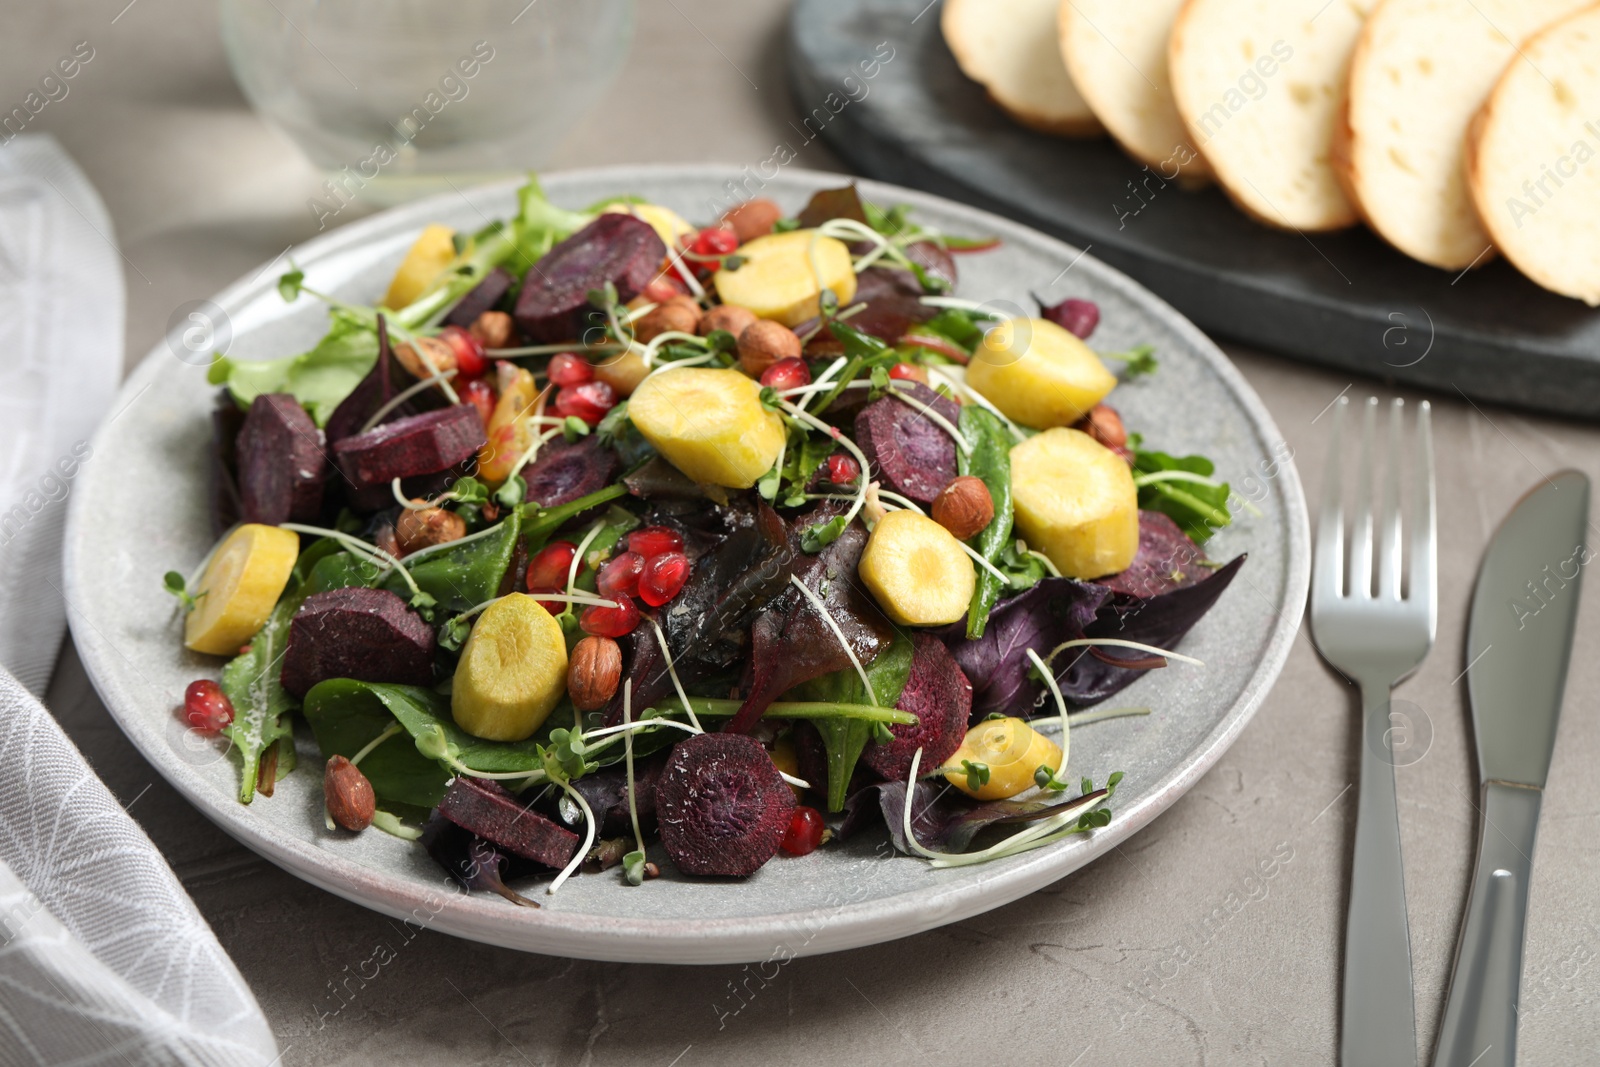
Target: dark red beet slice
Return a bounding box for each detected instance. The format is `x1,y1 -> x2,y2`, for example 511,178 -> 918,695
210,391 -> 245,536
444,266 -> 516,329
236,393 -> 327,525
279,587 -> 436,697
522,434 -> 619,508
514,214 -> 666,343
333,404 -> 486,490
437,776 -> 581,869
860,634 -> 973,781
1095,511 -> 1209,599
854,381 -> 961,503
658,733 -> 796,877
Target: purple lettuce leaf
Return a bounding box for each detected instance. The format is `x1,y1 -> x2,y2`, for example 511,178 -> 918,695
839,778 -> 1109,854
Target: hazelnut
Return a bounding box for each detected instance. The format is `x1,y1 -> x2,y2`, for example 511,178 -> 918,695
721,198 -> 783,243
394,335 -> 457,380
698,304 -> 758,339
469,310 -> 514,351
1079,404 -> 1127,450
568,635 -> 622,711
633,298 -> 700,343
931,476 -> 994,541
593,350 -> 650,397
324,755 -> 376,831
395,505 -> 466,556
737,320 -> 802,378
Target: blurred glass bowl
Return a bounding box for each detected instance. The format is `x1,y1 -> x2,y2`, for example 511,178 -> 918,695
220,0 -> 634,203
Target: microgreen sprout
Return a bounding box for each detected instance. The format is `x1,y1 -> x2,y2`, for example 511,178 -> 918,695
1043,638 -> 1204,669
1100,344 -> 1159,378
278,523 -> 434,613
960,759 -> 990,792
622,680 -> 648,886
163,571 -> 201,613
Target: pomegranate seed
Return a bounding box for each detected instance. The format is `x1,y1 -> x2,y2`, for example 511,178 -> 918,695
638,552 -> 690,606
641,277 -> 689,303
691,227 -> 740,257
184,679 -> 234,735
555,381 -> 617,426
826,454 -> 861,485
527,541 -> 579,591
888,362 -> 927,383
580,595 -> 641,638
627,525 -> 684,560
460,379 -> 495,428
438,325 -> 488,379
547,352 -> 594,388
597,551 -> 645,599
781,805 -> 825,856
760,357 -> 811,393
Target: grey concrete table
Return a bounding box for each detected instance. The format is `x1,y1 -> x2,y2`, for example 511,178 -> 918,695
8,2 -> 1599,1063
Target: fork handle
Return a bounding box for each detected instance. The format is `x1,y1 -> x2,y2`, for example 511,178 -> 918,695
1430,782 -> 1541,1067
1341,683 -> 1419,1067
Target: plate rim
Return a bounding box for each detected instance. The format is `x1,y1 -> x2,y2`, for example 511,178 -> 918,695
65,163 -> 1310,964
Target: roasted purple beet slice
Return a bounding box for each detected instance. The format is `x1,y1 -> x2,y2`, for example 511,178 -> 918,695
279,587 -> 436,697
860,635 -> 973,781
1095,512 -> 1209,599
444,266 -> 515,329
854,381 -> 961,503
210,391 -> 245,536
522,434 -> 620,508
333,404 -> 486,490
236,393 -> 327,525
658,732 -> 796,877
514,214 -> 666,343
436,776 -> 581,869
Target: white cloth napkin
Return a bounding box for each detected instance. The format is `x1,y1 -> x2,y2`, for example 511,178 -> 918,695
0,136 -> 279,1066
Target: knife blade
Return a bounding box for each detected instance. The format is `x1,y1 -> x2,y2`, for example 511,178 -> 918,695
1433,470 -> 1589,1067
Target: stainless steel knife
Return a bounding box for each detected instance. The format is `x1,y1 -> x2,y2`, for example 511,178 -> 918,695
1432,470 -> 1590,1067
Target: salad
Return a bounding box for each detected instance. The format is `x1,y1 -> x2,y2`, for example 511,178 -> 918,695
168,177 -> 1244,902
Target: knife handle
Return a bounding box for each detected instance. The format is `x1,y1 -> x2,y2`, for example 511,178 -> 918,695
1341,688 -> 1419,1067
1432,782 -> 1542,1067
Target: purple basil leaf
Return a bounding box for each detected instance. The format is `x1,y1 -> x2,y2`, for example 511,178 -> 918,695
936,578 -> 1110,720
1064,555 -> 1247,704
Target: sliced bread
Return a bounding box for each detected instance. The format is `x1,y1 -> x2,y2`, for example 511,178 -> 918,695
943,0 -> 1103,136
1060,0 -> 1212,177
1469,5 -> 1600,305
1338,0 -> 1590,271
1169,0 -> 1377,231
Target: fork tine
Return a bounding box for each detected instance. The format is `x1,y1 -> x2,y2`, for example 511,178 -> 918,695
1410,400 -> 1437,625
1377,399 -> 1404,600
1348,398 -> 1378,598
1314,396 -> 1347,605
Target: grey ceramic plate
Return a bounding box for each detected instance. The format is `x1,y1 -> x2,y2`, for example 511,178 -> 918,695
65,165 -> 1308,964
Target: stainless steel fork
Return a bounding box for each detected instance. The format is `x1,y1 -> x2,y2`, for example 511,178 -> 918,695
1309,396 -> 1437,1067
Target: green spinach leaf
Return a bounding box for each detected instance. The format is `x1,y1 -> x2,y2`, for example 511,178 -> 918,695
956,406 -> 1015,638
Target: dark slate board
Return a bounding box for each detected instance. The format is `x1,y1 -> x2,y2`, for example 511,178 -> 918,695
788,0 -> 1600,420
